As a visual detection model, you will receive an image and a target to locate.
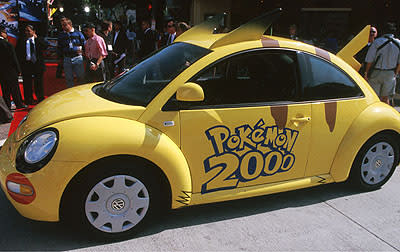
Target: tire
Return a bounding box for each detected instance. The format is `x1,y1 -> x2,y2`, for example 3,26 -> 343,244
350,133 -> 399,191
63,159 -> 165,240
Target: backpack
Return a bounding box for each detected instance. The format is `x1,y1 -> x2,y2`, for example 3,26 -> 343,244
368,35 -> 400,77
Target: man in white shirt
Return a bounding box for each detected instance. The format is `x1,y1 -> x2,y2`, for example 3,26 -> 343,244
16,25 -> 49,105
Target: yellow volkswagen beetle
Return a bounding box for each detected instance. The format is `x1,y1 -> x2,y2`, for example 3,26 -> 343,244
1,9 -> 399,238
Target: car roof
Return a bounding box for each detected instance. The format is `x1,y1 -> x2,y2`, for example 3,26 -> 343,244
175,8 -> 370,72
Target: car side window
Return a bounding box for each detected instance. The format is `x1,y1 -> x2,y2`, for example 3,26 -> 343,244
299,53 -> 363,100
185,50 -> 298,108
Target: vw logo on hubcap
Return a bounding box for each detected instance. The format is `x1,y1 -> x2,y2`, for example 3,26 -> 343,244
111,198 -> 125,211
375,159 -> 383,168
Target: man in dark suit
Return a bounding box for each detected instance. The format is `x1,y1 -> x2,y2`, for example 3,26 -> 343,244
98,21 -> 114,80
16,25 -> 49,105
112,21 -> 130,75
166,19 -> 177,45
0,26 -> 26,110
138,19 -> 156,60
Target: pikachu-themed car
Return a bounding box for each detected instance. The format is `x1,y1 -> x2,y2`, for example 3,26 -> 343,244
1,9 -> 399,238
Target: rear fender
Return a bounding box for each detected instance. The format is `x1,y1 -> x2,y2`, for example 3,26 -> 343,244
330,103 -> 400,181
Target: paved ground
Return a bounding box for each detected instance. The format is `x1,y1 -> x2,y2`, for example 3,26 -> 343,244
0,110 -> 399,251
0,170 -> 399,251
0,121 -> 10,146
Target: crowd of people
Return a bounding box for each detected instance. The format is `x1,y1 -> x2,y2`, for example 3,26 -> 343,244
0,17 -> 190,123
55,17 -> 191,86
2,17 -> 400,124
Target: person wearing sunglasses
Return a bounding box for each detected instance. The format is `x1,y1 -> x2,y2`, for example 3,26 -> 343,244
365,23 -> 400,105
357,26 -> 377,76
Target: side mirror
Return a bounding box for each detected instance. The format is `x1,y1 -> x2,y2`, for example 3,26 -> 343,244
176,82 -> 204,102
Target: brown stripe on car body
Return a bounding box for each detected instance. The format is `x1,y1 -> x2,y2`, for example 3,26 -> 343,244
315,47 -> 331,61
271,105 -> 288,130
261,37 -> 280,48
325,101 -> 337,132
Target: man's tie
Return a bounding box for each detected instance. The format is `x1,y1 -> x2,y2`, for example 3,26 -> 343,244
30,39 -> 37,63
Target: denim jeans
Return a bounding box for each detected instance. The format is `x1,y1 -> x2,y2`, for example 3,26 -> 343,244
64,55 -> 84,88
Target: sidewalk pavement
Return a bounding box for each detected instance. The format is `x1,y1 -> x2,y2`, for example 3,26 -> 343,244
0,121 -> 10,143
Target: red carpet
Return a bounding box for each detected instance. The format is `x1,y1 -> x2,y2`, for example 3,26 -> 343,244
2,63 -> 67,136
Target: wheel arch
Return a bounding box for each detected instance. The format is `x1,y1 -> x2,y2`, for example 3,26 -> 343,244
330,103 -> 400,182
59,154 -> 174,222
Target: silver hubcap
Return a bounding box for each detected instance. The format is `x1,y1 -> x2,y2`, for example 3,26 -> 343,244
361,142 -> 394,185
85,175 -> 150,233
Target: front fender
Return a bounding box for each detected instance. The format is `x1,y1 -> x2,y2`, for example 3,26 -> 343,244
330,102 -> 400,182
51,116 -> 192,209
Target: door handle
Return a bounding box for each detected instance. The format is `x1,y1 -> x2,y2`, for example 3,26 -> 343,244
291,117 -> 311,122
291,117 -> 311,127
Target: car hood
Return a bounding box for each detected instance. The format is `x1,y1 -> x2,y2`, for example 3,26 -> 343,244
15,83 -> 146,141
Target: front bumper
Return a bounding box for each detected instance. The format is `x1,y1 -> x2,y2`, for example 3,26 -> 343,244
0,137 -> 86,222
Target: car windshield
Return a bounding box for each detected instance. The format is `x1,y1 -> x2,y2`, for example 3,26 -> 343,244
96,42 -> 211,106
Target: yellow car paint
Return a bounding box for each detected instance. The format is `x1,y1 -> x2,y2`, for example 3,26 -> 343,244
330,102 -> 400,182
15,83 -> 146,142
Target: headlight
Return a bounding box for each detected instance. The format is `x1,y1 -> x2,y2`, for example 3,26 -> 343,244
16,128 -> 59,173
24,131 -> 57,164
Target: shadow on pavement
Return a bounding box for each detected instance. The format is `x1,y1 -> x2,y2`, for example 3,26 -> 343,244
0,181 -> 366,251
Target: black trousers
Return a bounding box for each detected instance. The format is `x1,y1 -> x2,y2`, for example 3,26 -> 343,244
103,56 -> 113,81
0,96 -> 12,123
85,59 -> 106,83
22,62 -> 45,104
0,72 -> 24,109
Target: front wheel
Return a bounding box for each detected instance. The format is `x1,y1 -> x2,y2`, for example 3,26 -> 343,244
350,134 -> 399,191
63,162 -> 164,239
85,174 -> 150,234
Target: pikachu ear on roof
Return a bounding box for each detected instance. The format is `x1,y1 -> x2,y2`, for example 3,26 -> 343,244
337,25 -> 370,71
210,8 -> 282,49
175,8 -> 282,49
173,13 -> 227,43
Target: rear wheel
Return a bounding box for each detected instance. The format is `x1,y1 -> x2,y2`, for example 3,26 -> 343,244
350,134 -> 399,190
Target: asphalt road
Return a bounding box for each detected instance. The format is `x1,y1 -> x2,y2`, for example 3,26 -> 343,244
0,121 -> 399,251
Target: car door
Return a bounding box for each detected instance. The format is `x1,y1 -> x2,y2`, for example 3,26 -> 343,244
296,52 -> 366,177
178,49 -> 313,194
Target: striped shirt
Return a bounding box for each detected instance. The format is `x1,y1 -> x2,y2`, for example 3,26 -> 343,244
57,28 -> 85,58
